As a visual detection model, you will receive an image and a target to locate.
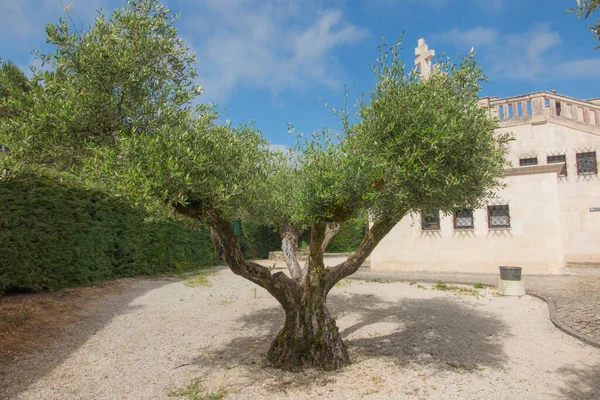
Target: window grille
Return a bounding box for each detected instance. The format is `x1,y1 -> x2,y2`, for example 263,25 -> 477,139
547,154 -> 567,176
576,152 -> 597,175
519,157 -> 538,166
453,208 -> 474,230
487,205 -> 510,228
421,211 -> 440,231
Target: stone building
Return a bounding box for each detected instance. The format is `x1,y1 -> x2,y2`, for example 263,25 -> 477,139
371,39 -> 600,275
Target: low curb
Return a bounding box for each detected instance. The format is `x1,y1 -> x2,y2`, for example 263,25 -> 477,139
527,292 -> 600,349
348,273 -> 600,350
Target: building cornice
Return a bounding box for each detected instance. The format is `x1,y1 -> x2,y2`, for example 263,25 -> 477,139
503,163 -> 564,177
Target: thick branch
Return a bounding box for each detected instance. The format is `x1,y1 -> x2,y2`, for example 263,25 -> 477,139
206,210 -> 301,308
321,222 -> 341,253
303,223 -> 327,285
280,221 -> 303,282
324,218 -> 399,292
174,203 -> 300,308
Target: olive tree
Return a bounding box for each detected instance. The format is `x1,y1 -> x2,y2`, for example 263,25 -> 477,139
88,45 -> 508,370
1,0 -> 509,371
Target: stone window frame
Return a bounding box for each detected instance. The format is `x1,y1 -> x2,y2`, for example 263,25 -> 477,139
453,208 -> 474,230
519,157 -> 538,166
547,154 -> 568,177
576,151 -> 598,175
487,205 -> 511,229
421,211 -> 441,231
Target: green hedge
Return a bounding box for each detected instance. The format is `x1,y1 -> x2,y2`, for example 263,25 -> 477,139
326,217 -> 368,253
296,217 -> 368,253
240,221 -> 280,259
0,171 -> 219,294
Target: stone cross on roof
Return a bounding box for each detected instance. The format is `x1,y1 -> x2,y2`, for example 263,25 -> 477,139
415,38 -> 435,79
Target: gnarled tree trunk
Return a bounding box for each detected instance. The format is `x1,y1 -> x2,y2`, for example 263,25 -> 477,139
268,222 -> 350,370
175,203 -> 399,371
267,293 -> 350,370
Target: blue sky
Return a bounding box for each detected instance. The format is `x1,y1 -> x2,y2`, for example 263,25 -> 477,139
1,0 -> 599,147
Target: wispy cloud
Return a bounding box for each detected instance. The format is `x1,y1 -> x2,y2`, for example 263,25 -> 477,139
2,0 -> 367,102
435,24 -> 599,81
0,0 -> 113,38
556,58 -> 600,77
441,27 -> 499,48
365,0 -> 504,13
185,0 -> 368,101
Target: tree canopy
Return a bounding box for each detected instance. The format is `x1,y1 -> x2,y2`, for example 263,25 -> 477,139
0,0 -> 510,370
0,0 -> 202,172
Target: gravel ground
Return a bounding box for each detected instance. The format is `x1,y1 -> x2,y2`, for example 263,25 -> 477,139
2,265 -> 600,400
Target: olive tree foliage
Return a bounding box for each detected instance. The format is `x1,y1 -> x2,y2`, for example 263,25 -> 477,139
0,0 -> 509,371
0,0 -> 203,173
569,0 -> 600,47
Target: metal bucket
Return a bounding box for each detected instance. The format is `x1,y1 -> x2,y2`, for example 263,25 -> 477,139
499,266 -> 522,281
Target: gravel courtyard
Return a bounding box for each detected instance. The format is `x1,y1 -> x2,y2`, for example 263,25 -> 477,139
2,266 -> 600,400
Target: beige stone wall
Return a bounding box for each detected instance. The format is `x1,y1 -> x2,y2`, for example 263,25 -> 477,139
371,169 -> 565,275
372,89 -> 600,273
497,121 -> 600,262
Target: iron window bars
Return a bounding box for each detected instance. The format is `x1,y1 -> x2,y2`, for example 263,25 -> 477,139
421,211 -> 441,231
519,157 -> 538,166
487,205 -> 510,229
576,152 -> 598,175
547,154 -> 567,176
453,208 -> 474,229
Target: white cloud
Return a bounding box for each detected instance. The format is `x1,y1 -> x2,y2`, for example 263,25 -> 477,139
2,0 -> 366,101
556,58 -> 600,77
0,0 -> 112,38
185,0 -> 368,101
366,0 -> 450,10
435,24 -> 599,81
441,27 -> 499,48
269,144 -> 290,153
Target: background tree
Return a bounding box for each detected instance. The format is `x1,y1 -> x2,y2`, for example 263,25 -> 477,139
0,0 -> 202,172
0,60 -> 32,119
569,0 -> 600,47
1,0 -> 509,371
0,61 -> 34,158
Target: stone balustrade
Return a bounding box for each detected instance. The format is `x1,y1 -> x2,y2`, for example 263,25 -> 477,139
479,91 -> 600,128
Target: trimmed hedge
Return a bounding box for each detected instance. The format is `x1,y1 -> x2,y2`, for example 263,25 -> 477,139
240,221 -> 280,259
326,217 -> 368,253
0,171 -> 218,294
297,217 -> 368,253
237,217 -> 368,259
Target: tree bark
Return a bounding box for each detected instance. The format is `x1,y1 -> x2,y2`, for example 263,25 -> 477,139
280,221 -> 304,281
269,222 -> 350,369
267,291 -> 350,370
321,222 -> 341,253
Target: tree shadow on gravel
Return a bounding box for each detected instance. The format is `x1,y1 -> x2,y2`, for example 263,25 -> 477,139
0,278 -> 176,399
191,292 -> 510,394
554,362 -> 600,400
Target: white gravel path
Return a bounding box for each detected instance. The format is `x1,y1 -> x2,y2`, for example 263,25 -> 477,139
3,266 -> 600,400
